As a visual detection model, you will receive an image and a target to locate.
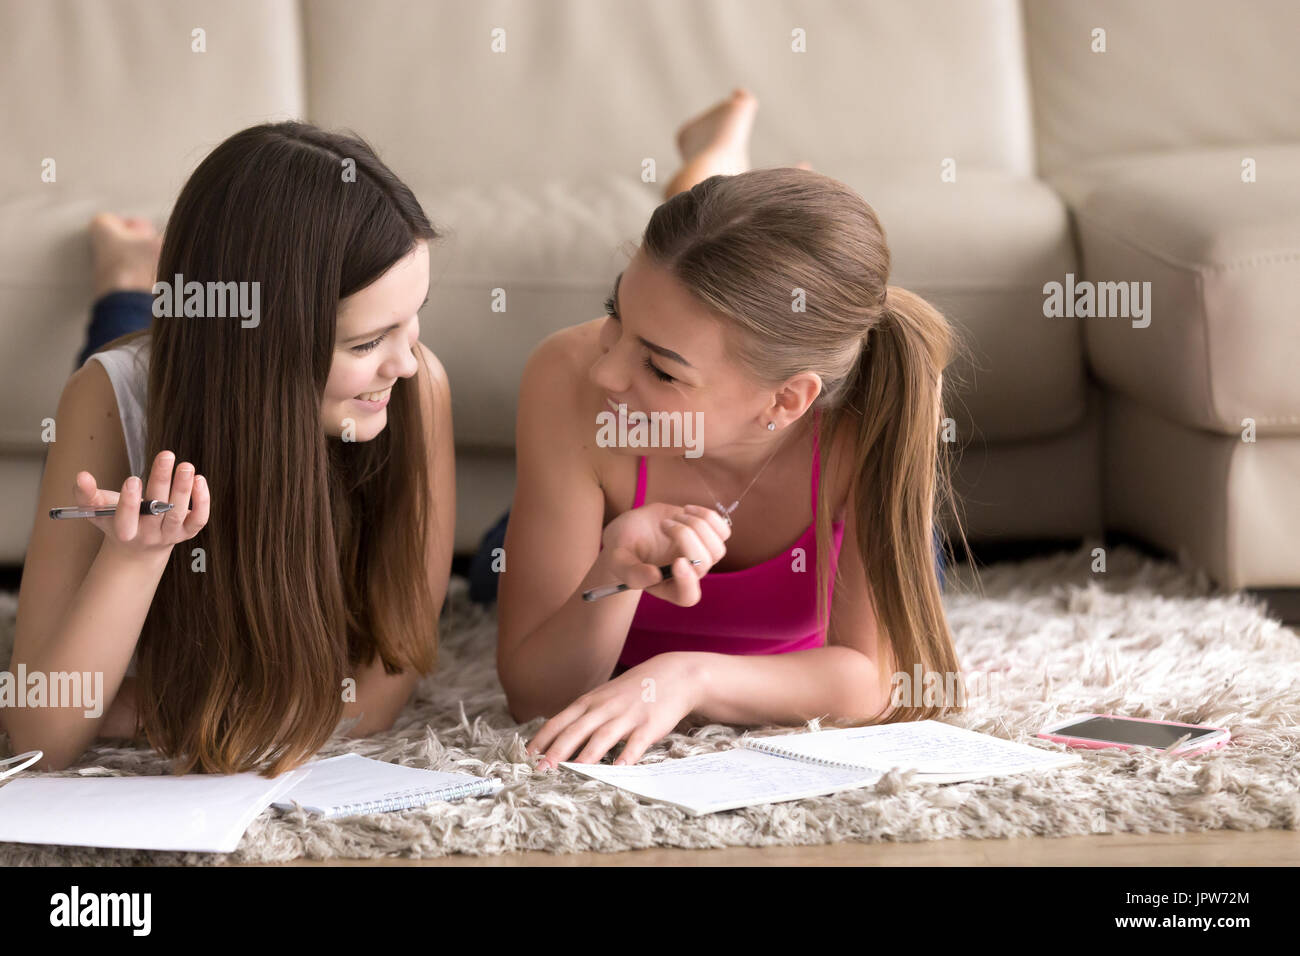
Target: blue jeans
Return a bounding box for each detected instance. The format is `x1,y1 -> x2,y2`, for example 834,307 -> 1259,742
76,290 -> 153,368
468,509 -> 947,606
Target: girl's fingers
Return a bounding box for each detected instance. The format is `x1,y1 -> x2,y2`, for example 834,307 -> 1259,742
75,472 -> 118,536
161,462 -> 195,538
661,519 -> 712,571
545,706 -> 617,767
669,509 -> 727,563
114,476 -> 142,541
145,450 -> 176,503
528,697 -> 588,758
183,475 -> 210,536
615,725 -> 659,766
648,553 -> 701,607
682,503 -> 732,542
572,717 -> 636,765
670,554 -> 703,605
607,546 -> 665,591
654,521 -> 708,604
73,471 -> 98,507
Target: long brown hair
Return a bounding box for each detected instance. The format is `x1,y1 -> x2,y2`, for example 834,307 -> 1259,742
642,167 -> 976,724
135,122 -> 441,775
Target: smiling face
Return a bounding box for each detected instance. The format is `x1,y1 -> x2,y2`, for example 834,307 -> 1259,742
321,241 -> 430,442
589,247 -> 819,457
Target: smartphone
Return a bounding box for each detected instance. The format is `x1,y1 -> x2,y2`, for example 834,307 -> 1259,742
1037,714 -> 1230,755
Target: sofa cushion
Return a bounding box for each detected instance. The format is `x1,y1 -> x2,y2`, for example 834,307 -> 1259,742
1024,0 -> 1300,176
1103,388 -> 1300,589
1048,145 -> 1300,436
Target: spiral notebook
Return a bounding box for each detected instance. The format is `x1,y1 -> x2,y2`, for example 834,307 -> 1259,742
560,719 -> 1082,816
272,754 -> 504,819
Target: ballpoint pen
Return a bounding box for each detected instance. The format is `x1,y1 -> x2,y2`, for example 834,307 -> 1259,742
582,558 -> 703,601
49,499 -> 175,519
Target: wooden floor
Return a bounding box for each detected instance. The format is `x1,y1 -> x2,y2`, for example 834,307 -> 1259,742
254,829 -> 1298,866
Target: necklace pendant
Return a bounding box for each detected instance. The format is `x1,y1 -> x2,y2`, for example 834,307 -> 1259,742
715,500 -> 739,525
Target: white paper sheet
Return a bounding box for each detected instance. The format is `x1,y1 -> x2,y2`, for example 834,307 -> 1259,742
561,748 -> 880,815
0,767 -> 308,853
745,720 -> 1079,776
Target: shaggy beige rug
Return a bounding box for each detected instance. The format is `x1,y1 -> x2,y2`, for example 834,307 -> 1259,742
1,541 -> 1297,864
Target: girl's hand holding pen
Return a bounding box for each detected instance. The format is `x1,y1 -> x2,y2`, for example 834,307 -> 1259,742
598,502 -> 730,607
69,450 -> 210,557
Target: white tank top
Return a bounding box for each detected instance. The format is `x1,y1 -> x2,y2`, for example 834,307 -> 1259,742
87,334 -> 150,480
86,334 -> 151,677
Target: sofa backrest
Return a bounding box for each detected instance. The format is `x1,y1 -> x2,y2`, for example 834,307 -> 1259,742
1024,0 -> 1300,175
0,0 -> 304,203
0,0 -> 304,457
303,0 -> 1037,188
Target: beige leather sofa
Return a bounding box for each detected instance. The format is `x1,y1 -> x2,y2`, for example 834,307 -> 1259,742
1,0 -> 1295,590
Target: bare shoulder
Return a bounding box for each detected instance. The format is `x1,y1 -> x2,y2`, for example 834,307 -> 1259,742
64,356 -> 119,413
521,319 -> 601,393
415,341 -> 450,406
16,359 -> 130,649
518,319 -> 605,438
58,360 -> 130,476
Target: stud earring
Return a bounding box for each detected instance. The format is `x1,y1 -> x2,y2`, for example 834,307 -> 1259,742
766,422 -> 776,431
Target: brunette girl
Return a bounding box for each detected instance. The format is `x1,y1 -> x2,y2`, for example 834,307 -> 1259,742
6,122 -> 454,776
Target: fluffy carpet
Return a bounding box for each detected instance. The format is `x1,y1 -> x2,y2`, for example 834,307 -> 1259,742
1,541 -> 1297,864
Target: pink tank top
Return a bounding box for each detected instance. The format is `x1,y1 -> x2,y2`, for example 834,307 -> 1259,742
617,409 -> 846,670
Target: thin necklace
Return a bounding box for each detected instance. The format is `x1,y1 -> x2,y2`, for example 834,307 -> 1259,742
688,429 -> 788,527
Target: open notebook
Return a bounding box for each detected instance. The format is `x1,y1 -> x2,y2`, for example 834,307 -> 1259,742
560,719 -> 1082,816
270,754 -> 503,818
0,754 -> 501,852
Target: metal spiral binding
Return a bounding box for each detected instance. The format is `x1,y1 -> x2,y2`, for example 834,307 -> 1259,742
738,738 -> 871,773
334,780 -> 496,817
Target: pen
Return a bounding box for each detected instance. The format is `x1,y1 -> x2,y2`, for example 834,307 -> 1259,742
582,558 -> 703,602
49,500 -> 175,519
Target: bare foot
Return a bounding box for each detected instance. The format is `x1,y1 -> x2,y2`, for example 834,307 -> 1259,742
675,88 -> 759,176
90,213 -> 162,298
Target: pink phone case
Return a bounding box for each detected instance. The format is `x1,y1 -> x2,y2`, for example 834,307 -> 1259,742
1037,714 -> 1231,755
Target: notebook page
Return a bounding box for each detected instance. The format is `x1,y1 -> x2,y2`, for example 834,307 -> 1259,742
561,747 -> 880,815
272,753 -> 501,815
0,767 -> 307,853
744,720 -> 1077,776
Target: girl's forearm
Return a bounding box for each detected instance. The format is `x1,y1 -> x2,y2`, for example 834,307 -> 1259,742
7,544 -> 169,768
688,646 -> 891,727
500,550 -> 643,721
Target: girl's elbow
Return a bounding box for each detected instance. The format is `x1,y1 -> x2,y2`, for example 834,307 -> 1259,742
502,685 -> 546,725
4,723 -> 79,773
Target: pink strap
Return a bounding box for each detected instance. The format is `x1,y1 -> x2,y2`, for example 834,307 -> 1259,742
810,408 -> 822,514
633,456 -> 647,509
